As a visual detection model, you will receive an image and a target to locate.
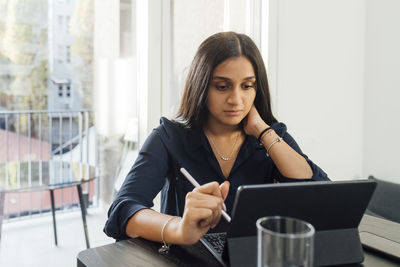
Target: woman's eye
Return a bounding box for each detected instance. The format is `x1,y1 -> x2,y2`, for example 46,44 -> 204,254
243,83 -> 255,89
215,84 -> 229,91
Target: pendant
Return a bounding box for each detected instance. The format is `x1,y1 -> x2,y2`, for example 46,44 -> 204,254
221,156 -> 230,161
158,244 -> 170,254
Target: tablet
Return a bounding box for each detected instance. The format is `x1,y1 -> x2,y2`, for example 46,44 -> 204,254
219,180 -> 376,267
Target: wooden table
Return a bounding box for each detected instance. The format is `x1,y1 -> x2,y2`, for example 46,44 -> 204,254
77,237 -> 400,267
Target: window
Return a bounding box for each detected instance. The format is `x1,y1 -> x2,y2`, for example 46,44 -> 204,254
58,85 -> 63,97
58,45 -> 63,63
58,15 -> 63,32
66,85 -> 71,97
158,0 -> 264,120
66,45 -> 71,63
0,0 -> 95,221
66,16 -> 70,34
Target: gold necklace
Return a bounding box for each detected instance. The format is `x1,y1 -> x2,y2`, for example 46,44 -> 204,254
207,131 -> 240,161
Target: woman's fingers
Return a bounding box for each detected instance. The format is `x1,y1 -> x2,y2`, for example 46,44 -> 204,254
243,105 -> 268,137
194,180 -> 228,213
219,181 -> 230,201
186,191 -> 222,227
193,181 -> 222,198
219,181 -> 230,211
178,207 -> 213,244
184,181 -> 229,230
189,207 -> 213,228
190,207 -> 219,229
186,191 -> 223,207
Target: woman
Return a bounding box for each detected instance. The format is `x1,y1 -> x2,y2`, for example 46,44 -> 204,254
104,32 -> 329,248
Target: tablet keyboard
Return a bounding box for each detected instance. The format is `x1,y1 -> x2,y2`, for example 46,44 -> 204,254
202,232 -> 227,255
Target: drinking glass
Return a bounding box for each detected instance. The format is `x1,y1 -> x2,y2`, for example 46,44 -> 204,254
257,216 -> 315,267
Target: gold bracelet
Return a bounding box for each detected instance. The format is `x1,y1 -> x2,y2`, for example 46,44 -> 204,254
266,137 -> 283,157
158,216 -> 177,254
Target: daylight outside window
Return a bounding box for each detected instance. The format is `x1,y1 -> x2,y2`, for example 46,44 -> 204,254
0,0 -> 96,222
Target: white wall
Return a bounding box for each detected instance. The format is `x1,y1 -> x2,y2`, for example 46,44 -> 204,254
363,0 -> 400,183
271,0 -> 366,180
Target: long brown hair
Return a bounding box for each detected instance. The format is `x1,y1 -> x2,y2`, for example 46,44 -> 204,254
177,32 -> 277,128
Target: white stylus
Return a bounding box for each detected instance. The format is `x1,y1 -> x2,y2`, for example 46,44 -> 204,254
180,167 -> 231,223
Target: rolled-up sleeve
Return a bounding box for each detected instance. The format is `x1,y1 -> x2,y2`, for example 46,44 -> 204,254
270,123 -> 329,182
103,129 -> 169,240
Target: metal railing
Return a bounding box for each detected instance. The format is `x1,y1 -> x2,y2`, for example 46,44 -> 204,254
0,109 -> 98,221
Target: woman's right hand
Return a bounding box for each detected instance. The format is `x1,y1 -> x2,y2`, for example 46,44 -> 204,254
174,181 -> 230,244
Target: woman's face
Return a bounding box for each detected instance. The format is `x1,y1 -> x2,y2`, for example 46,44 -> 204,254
206,56 -> 256,129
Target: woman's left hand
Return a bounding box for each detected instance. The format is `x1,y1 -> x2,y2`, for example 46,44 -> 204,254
243,105 -> 269,138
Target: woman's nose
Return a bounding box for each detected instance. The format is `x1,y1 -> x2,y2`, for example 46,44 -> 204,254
227,87 -> 242,105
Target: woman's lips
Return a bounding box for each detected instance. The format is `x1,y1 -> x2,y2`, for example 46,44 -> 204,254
224,110 -> 242,116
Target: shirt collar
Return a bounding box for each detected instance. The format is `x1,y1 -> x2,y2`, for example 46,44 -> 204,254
187,127 -> 209,151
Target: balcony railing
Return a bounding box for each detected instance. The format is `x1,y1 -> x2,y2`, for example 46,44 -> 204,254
0,109 -> 98,222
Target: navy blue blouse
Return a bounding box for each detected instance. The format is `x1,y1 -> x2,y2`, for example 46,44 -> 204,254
104,117 -> 329,240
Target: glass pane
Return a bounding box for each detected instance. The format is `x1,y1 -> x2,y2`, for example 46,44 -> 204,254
0,0 -> 96,220
166,0 -> 261,116
0,0 -> 93,111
